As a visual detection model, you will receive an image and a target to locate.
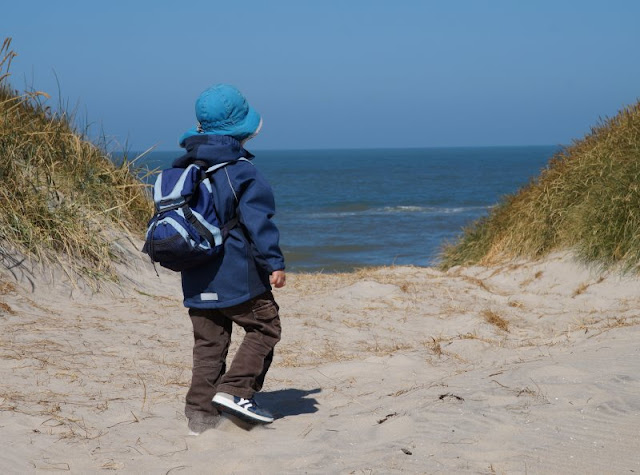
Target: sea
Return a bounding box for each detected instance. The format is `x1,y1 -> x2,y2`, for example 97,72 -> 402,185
136,146 -> 557,272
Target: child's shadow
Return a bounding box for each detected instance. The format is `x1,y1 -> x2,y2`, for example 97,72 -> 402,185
259,387 -> 321,419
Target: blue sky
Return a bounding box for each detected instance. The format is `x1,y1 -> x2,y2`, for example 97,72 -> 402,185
3,0 -> 640,151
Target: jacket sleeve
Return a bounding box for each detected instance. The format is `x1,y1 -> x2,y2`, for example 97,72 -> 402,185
234,164 -> 285,272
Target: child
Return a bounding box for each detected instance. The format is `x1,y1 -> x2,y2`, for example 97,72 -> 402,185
174,84 -> 286,434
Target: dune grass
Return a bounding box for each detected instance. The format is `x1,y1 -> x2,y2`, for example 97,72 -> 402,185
0,39 -> 153,281
440,99 -> 640,272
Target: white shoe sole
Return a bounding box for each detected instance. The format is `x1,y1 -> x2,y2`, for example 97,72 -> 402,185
212,394 -> 274,424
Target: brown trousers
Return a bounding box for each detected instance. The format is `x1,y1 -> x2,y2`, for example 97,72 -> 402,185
185,292 -> 281,420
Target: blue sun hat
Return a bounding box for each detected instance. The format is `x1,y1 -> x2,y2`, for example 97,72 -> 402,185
179,84 -> 262,147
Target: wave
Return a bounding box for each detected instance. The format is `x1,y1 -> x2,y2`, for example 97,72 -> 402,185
307,205 -> 490,218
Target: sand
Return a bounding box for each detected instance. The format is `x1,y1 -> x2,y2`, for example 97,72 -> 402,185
1,238 -> 639,474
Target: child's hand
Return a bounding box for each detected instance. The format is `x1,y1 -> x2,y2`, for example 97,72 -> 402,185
270,270 -> 286,288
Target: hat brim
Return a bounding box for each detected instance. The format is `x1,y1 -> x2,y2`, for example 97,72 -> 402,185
179,106 -> 261,148
218,105 -> 261,141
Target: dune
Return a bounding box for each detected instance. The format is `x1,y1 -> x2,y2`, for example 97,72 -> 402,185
1,235 -> 639,474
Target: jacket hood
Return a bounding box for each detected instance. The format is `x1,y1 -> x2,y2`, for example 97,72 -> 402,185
173,134 -> 254,168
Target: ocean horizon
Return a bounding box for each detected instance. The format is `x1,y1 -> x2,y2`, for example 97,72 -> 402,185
135,145 -> 558,272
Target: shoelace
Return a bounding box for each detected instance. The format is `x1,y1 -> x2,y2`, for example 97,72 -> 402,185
238,398 -> 255,409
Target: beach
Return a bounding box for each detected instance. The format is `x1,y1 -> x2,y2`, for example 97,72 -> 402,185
4,3 -> 640,472
1,236 -> 639,474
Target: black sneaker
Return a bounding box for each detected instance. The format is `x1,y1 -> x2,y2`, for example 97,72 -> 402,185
212,392 -> 274,424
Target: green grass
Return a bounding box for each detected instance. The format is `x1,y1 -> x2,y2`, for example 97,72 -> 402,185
441,99 -> 640,271
0,38 -> 153,281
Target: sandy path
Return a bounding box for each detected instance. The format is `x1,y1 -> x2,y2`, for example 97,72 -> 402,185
0,248 -> 639,473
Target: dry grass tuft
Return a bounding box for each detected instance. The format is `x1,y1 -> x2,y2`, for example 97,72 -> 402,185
520,271 -> 544,288
481,309 -> 510,332
572,282 -> 590,297
425,337 -> 443,357
462,276 -> 492,293
0,281 -> 15,294
583,316 -> 640,338
359,339 -> 414,356
276,338 -> 354,367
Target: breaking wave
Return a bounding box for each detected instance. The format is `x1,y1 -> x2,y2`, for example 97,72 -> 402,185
309,205 -> 491,218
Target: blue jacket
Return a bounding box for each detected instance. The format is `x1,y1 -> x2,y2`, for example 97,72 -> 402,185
173,135 -> 285,308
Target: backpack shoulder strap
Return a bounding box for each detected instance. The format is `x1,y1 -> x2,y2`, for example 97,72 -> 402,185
181,203 -> 217,246
195,158 -> 250,235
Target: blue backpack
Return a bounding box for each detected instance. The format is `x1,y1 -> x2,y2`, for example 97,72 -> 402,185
142,161 -> 239,272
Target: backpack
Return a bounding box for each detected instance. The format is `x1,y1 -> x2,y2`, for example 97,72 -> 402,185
142,161 -> 238,272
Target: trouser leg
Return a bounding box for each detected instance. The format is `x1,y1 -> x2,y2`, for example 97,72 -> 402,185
185,308 -> 232,419
216,292 -> 281,399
